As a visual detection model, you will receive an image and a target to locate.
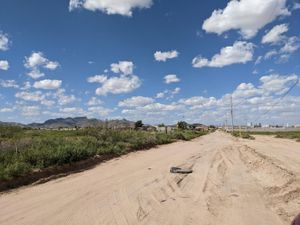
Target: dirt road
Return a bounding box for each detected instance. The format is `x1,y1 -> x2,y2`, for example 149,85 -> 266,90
0,131 -> 299,225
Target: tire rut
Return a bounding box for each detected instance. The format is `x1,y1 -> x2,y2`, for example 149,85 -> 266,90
238,145 -> 300,223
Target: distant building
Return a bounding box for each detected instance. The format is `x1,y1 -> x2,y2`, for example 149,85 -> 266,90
254,123 -> 262,128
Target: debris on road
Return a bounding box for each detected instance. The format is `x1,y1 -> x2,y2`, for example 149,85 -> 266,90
170,167 -> 193,174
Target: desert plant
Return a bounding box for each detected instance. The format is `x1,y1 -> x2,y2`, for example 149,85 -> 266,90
177,121 -> 188,130
134,120 -> 143,130
0,125 -> 208,181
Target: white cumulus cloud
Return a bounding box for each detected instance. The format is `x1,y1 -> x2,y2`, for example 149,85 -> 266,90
33,79 -> 62,90
15,91 -> 45,102
0,80 -> 19,88
111,61 -> 134,75
0,32 -> 9,51
280,36 -> 300,54
0,60 -> 9,70
87,97 -> 103,106
262,24 -> 289,44
69,0 -> 153,16
154,50 -> 179,62
60,107 -> 84,114
264,50 -> 278,59
155,87 -> 181,99
192,41 -> 254,68
172,87 -> 181,95
21,106 -> 40,117
293,2 -> 300,10
263,36 -> 300,62
88,61 -> 141,96
0,107 -> 15,113
24,52 -> 60,79
259,74 -> 299,95
20,81 -> 32,90
118,96 -> 154,107
27,69 -> 45,79
87,75 -> 108,83
155,92 -> 165,99
164,74 -> 180,84
202,0 -> 290,39
53,89 -> 77,105
95,75 -> 141,96
87,106 -> 113,117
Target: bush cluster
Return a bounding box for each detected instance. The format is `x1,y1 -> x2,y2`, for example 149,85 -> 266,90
245,130 -> 300,142
231,131 -> 255,140
0,126 -> 208,181
275,132 -> 300,142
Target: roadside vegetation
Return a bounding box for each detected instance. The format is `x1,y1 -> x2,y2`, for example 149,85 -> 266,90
231,131 -> 255,140
247,131 -> 300,142
228,130 -> 300,142
0,125 -> 208,182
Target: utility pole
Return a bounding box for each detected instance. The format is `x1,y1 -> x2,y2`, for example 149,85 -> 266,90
230,95 -> 234,134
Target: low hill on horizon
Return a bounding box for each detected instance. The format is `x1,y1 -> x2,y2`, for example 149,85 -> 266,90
0,117 -> 136,129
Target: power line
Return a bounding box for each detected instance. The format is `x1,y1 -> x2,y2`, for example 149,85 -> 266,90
226,78 -> 299,123
252,78 -> 299,124
223,78 -> 299,127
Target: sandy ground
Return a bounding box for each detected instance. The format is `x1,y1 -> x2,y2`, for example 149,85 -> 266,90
0,131 -> 299,225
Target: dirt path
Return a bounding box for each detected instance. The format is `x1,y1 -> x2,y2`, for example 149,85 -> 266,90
0,131 -> 299,225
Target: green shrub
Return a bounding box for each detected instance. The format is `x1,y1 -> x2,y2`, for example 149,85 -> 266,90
155,133 -> 174,144
232,132 -> 255,140
249,131 -> 300,141
0,125 -> 208,181
0,162 -> 31,181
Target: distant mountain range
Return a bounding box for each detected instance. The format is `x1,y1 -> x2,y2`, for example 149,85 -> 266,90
0,117 -> 136,129
0,121 -> 25,127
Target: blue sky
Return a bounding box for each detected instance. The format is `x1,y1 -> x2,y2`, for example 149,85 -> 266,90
0,0 -> 300,125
